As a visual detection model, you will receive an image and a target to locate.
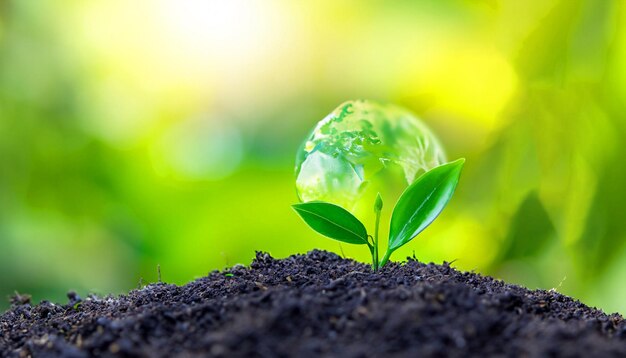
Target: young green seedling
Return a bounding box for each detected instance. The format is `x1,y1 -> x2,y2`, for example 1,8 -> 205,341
292,158 -> 465,270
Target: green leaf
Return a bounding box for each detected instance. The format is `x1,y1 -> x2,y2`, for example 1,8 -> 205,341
292,201 -> 369,245
387,158 -> 465,252
502,191 -> 555,260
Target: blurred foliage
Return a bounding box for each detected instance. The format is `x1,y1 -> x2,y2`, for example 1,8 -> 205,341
0,0 -> 625,313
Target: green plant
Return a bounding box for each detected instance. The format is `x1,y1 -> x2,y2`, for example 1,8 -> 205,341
292,158 -> 465,270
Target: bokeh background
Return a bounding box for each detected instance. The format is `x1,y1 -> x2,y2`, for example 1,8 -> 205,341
1,0 -> 625,313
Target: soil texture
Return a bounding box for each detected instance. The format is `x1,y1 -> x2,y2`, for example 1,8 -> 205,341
1,250 -> 625,357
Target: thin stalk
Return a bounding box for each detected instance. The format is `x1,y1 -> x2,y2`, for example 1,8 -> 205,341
373,207 -> 381,271
373,193 -> 383,272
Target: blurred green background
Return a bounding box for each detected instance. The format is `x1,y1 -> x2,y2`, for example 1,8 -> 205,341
1,0 -> 625,313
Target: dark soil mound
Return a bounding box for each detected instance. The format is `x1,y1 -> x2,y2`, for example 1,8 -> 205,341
1,250 -> 625,357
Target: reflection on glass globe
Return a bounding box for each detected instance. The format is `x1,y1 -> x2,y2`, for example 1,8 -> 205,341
295,100 -> 446,210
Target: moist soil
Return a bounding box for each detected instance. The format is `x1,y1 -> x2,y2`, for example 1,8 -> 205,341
1,250 -> 625,357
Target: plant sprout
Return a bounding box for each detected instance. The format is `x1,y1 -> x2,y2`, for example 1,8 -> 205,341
292,100 -> 464,270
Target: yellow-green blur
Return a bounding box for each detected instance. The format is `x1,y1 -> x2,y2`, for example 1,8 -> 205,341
0,0 -> 625,313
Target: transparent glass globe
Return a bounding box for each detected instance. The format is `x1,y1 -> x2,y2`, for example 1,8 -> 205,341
295,100 -> 446,211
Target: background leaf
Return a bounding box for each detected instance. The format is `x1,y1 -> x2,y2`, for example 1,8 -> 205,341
292,202 -> 368,245
388,159 -> 465,252
501,191 -> 556,260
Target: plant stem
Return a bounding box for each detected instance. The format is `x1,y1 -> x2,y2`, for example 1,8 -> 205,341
373,206 -> 381,271
373,193 -> 383,271
379,250 -> 392,268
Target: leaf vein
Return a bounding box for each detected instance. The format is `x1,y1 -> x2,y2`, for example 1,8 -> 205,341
297,207 -> 366,243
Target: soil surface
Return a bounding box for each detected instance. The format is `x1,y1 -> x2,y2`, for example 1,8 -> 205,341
1,250 -> 625,357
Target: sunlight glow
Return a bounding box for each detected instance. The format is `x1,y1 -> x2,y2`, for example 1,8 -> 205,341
157,0 -> 268,67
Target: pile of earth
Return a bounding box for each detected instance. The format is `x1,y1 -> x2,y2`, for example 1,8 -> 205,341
1,250 -> 625,357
